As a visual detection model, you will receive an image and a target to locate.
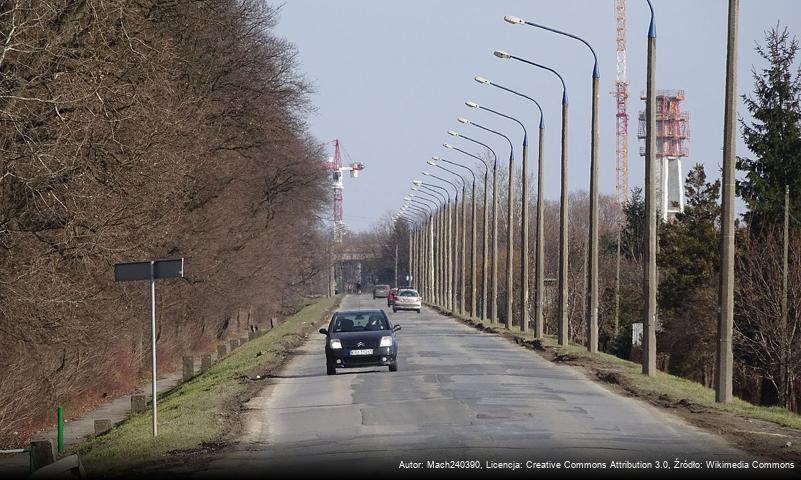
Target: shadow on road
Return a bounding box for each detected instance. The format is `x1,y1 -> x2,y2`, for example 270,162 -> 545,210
266,369 -> 387,379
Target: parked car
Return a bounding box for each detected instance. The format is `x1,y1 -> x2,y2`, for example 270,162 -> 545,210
373,284 -> 390,299
319,309 -> 401,375
393,288 -> 421,313
387,288 -> 399,307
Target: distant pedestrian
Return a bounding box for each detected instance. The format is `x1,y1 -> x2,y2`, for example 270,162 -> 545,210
356,282 -> 362,294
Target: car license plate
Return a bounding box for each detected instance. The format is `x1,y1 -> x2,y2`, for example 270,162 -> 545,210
350,349 -> 373,356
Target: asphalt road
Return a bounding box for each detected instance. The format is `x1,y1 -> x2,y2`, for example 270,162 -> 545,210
198,294 -> 754,477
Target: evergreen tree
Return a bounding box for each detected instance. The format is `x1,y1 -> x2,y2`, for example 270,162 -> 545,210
658,164 -> 721,310
738,24 -> 801,230
603,187 -> 645,359
620,187 -> 646,262
657,165 -> 721,383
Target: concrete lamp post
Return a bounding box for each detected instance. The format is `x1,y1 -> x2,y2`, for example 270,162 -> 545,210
503,14 -> 600,350
456,116 -> 511,326
465,100 -> 527,331
435,153 -> 476,319
444,138 -> 492,322
493,49 -> 570,346
474,74 -> 544,337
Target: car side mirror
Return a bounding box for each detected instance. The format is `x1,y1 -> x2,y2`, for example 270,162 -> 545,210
319,328 -> 329,336
392,325 -> 401,332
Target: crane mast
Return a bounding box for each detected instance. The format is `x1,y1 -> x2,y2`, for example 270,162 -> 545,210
614,0 -> 629,207
326,139 -> 364,242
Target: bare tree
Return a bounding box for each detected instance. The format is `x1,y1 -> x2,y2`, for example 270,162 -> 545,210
735,228 -> 801,410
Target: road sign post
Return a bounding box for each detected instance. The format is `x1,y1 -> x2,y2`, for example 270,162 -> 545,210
114,258 -> 184,437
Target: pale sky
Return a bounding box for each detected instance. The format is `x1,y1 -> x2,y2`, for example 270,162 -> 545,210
273,0 -> 801,231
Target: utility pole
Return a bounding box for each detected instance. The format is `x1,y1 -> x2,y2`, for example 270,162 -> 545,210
408,230 -> 413,288
716,0 -> 738,402
506,146 -> 515,330
470,180 -> 478,319
643,0 -> 658,376
587,69 -> 600,353
536,122 -> 546,338
394,243 -> 398,288
558,98 -> 570,346
781,185 -> 789,404
461,186 -> 468,316
429,216 -> 435,302
520,133 -> 530,333
492,163 -> 499,324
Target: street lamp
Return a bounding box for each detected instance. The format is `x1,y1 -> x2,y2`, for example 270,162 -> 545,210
408,193 -> 438,210
494,49 -> 570,346
428,160 -> 466,314
436,153 -> 477,318
403,203 -> 429,218
643,0 -> 658,376
457,116 -> 511,325
406,198 -> 436,302
412,186 -> 443,205
423,171 -> 459,312
474,75 -> 545,337
416,179 -> 449,306
448,131 -> 495,323
411,190 -> 436,303
465,100 -> 526,332
504,14 -> 601,352
717,0 -> 739,404
405,196 -> 435,215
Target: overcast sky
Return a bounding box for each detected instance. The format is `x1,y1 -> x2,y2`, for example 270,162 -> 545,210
272,0 -> 801,232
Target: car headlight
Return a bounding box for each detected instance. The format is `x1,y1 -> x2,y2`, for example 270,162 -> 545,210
379,336 -> 393,348
330,339 -> 342,349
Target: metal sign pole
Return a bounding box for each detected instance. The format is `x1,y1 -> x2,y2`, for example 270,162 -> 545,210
113,256 -> 183,438
150,260 -> 157,437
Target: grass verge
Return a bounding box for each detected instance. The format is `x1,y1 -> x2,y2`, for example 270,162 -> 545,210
76,295 -> 341,475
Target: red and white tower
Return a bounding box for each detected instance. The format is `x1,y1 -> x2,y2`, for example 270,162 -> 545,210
638,91 -> 690,221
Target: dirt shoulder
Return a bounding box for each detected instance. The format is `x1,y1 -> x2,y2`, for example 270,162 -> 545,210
435,305 -> 801,467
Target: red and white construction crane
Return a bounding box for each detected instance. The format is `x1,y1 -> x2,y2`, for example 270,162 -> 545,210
325,139 -> 364,238
612,0 -> 629,335
613,0 -> 629,207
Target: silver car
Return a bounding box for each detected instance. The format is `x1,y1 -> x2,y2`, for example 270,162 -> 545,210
392,289 -> 421,314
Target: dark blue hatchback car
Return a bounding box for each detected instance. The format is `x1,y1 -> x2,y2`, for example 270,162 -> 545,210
319,309 -> 401,375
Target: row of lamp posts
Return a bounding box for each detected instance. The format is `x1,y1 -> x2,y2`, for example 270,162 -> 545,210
394,12 -> 593,347
392,1 -> 739,404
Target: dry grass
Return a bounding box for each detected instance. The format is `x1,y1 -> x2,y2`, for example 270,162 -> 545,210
76,296 -> 340,475
454,312 -> 801,431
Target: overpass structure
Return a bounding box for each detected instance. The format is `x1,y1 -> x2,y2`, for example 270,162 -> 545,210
329,248 -> 379,295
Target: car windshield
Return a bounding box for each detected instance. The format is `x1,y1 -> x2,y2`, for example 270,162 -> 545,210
332,312 -> 389,332
399,290 -> 419,297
